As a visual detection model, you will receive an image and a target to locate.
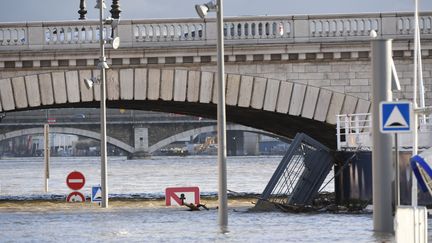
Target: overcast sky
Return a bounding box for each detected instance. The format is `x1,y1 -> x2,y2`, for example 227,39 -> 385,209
1,0 -> 431,22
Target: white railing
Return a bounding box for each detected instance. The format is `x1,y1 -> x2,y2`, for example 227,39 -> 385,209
337,113 -> 432,151
0,12 -> 431,49
134,21 -> 205,42
0,27 -> 26,46
336,113 -> 372,150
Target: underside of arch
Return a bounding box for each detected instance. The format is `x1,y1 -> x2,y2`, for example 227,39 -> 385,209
0,127 -> 134,154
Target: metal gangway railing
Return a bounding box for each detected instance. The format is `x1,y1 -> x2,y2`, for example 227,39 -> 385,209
336,113 -> 432,151
254,133 -> 334,210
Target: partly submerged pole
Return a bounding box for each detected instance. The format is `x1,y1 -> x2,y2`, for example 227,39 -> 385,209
44,124 -> 50,193
411,0 -> 420,206
216,0 -> 228,230
371,39 -> 394,233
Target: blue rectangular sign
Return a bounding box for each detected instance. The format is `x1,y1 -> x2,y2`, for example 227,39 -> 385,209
379,101 -> 412,133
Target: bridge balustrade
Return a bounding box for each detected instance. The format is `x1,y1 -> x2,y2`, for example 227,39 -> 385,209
0,12 -> 431,49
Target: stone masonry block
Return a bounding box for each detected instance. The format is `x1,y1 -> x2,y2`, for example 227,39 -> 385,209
276,81 -> 293,113
38,73 -> 54,105
0,78 -> 15,110
250,77 -> 267,109
147,69 -> 161,100
134,68 -> 147,100
174,69 -> 187,102
314,89 -> 332,122
289,83 -> 306,116
326,92 -> 345,124
263,79 -> 280,111
341,95 -> 358,114
187,70 -> 200,102
120,69 -> 134,100
65,71 -> 80,103
79,70 -> 93,102
92,69 -> 101,101
106,69 -> 120,100
226,74 -> 241,106
301,86 -> 319,119
51,72 -> 67,104
238,75 -> 254,108
25,75 -> 41,107
160,69 -> 174,101
11,77 -> 28,108
199,71 -> 214,104
350,79 -> 369,85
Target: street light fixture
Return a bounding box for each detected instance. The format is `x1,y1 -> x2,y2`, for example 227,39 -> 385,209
195,1 -> 217,19
196,0 -> 228,230
84,77 -> 99,89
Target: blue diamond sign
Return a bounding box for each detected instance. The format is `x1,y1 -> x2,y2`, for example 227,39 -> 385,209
379,101 -> 412,133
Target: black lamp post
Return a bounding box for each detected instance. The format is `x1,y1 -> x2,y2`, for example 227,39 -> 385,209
78,0 -> 121,20
78,0 -> 88,20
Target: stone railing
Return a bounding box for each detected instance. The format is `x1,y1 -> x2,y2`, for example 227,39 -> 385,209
0,12 -> 431,50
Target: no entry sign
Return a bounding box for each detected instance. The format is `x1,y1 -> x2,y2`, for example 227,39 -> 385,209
66,171 -> 86,190
66,191 -> 86,202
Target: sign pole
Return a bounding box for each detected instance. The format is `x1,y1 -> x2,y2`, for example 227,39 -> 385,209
44,124 -> 50,193
395,134 -> 400,207
371,39 -> 394,233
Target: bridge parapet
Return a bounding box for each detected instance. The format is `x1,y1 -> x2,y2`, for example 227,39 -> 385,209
0,12 -> 431,50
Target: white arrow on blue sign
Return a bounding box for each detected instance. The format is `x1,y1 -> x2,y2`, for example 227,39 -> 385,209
91,185 -> 102,203
379,101 -> 412,133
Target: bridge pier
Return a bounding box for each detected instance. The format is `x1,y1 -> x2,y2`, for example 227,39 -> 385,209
132,127 -> 150,158
243,132 -> 259,156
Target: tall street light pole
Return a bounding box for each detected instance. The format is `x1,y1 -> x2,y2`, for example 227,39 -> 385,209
195,0 -> 228,229
80,0 -> 121,208
98,0 -> 109,209
215,0 -> 228,230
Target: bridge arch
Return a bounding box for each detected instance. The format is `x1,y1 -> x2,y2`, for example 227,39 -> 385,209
0,68 -> 370,148
148,124 -> 283,154
0,127 -> 134,154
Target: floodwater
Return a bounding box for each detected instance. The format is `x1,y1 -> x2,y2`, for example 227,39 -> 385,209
0,156 -> 421,242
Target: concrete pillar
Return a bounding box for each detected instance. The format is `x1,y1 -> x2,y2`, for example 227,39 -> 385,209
117,20 -> 133,48
243,132 -> 259,155
293,16 -> 309,41
205,20 -> 217,41
27,22 -> 44,50
133,127 -> 150,158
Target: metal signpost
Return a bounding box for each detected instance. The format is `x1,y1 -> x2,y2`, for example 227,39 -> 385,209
380,101 -> 412,210
371,39 -> 393,233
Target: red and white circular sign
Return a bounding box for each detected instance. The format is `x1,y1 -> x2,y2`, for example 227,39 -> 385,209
66,191 -> 86,202
66,171 -> 86,190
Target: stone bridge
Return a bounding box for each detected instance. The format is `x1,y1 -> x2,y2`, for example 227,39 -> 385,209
0,67 -> 369,149
0,12 -> 431,151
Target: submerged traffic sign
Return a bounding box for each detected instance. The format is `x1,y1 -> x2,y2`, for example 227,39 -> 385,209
165,187 -> 200,206
91,185 -> 102,203
66,191 -> 86,202
66,171 -> 86,190
380,101 -> 412,133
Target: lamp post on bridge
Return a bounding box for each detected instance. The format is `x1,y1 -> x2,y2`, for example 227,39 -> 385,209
79,0 -> 121,208
195,0 -> 228,230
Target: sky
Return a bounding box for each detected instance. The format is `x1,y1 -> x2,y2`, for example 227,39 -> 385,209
0,0 -> 431,22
